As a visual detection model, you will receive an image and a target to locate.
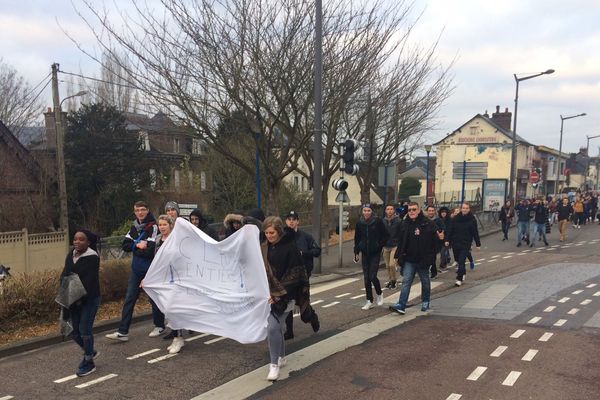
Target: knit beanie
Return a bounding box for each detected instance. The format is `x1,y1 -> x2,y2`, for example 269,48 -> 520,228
165,201 -> 180,216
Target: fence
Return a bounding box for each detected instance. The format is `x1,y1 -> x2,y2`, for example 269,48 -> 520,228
0,229 -> 69,274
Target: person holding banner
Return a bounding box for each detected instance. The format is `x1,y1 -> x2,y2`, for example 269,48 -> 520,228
262,216 -> 319,381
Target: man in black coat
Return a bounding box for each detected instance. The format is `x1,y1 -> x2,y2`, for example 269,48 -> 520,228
390,202 -> 441,314
445,203 -> 481,286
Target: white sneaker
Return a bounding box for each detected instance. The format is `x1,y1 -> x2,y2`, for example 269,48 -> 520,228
149,327 -> 166,337
267,363 -> 280,381
376,294 -> 384,306
361,300 -> 374,310
168,337 -> 185,354
105,332 -> 129,342
278,356 -> 286,367
455,280 -> 462,286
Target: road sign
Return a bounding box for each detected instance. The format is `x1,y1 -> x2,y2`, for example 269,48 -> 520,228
529,170 -> 539,183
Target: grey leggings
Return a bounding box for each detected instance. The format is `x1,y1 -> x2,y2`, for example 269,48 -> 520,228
267,310 -> 287,364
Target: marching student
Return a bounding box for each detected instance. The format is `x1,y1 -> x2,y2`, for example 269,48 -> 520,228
445,203 -> 481,286
382,204 -> 402,289
499,200 -> 514,241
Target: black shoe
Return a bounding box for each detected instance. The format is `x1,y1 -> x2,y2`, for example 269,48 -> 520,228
544,241 -> 549,246
76,359 -> 96,377
385,281 -> 392,289
310,314 -> 320,333
284,331 -> 294,340
529,243 -> 534,248
517,242 -> 522,247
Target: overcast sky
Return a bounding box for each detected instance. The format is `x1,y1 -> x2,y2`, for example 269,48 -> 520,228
1,0 -> 598,155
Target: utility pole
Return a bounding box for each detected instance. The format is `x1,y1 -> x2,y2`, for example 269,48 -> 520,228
312,0 -> 323,273
51,63 -> 69,233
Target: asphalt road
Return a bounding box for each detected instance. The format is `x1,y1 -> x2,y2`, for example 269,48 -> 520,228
1,222 -> 599,400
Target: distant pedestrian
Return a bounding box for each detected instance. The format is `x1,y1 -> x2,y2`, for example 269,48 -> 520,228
425,205 -> 445,279
353,203 -> 389,310
445,203 -> 481,286
530,199 -> 549,247
515,199 -> 532,247
573,196 -> 584,228
437,207 -> 452,270
61,229 -> 101,377
557,197 -> 573,241
382,204 -> 402,289
390,202 -> 440,314
190,208 -> 219,241
499,200 -> 514,241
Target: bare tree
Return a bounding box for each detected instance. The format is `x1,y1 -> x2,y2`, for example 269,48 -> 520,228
0,59 -> 46,139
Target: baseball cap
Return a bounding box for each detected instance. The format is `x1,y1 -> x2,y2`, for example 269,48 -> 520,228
285,211 -> 299,220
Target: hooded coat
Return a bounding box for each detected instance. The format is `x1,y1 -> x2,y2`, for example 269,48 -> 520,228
353,215 -> 389,257
122,213 -> 158,276
446,212 -> 481,250
190,208 -> 219,241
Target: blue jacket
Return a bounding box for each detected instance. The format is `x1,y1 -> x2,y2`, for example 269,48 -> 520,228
515,203 -> 532,222
122,213 -> 158,277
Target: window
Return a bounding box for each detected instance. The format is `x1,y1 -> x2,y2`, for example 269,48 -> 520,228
294,176 -> 300,188
139,132 -> 150,151
301,176 -> 306,191
149,169 -> 157,190
469,126 -> 478,135
192,139 -> 205,155
174,169 -> 180,190
188,171 -> 193,186
200,171 -> 207,191
452,162 -> 488,180
174,138 -> 180,153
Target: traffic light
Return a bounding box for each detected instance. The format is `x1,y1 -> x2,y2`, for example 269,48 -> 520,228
343,139 -> 359,175
332,177 -> 348,191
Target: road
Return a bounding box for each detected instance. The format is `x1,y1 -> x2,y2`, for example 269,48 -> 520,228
1,223 -> 599,399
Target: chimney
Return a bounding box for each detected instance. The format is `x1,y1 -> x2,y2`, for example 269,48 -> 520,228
43,108 -> 57,150
491,105 -> 512,131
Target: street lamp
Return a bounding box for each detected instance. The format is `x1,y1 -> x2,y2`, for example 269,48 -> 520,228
558,113 -> 586,191
508,69 -> 555,202
424,144 -> 432,205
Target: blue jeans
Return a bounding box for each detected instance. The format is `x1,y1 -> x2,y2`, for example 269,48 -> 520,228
517,221 -> 529,245
532,222 -> 548,244
70,296 -> 101,357
396,261 -> 431,311
118,271 -> 165,334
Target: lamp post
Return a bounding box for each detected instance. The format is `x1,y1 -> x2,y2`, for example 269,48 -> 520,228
558,113 -> 586,191
509,69 -> 555,202
424,144 -> 432,205
586,133 -> 600,189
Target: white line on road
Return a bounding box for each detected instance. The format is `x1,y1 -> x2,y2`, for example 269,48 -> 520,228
350,294 -> 363,299
510,329 -> 526,338
567,308 -> 580,315
551,245 -> 560,248
543,306 -> 556,312
572,290 -> 584,295
586,283 -> 597,288
506,252 -> 515,255
521,349 -> 539,361
517,253 -> 527,256
311,278 -> 360,295
502,255 -> 513,259
554,319 -> 567,327
466,366 -> 487,381
148,354 -> 178,364
488,259 -> 497,262
310,300 -> 324,305
575,243 -> 584,246
53,374 -> 78,383
533,250 -> 541,253
547,247 -> 556,250
322,301 -> 340,308
205,337 -> 226,345
478,258 -> 486,261
186,333 -> 211,342
528,316 -> 542,324
0,396 -> 14,400
581,299 -> 592,305
502,371 -> 522,386
445,394 -> 462,400
335,292 -> 351,298
522,249 -> 531,252
490,345 -> 508,357
539,332 -> 553,342
594,291 -> 600,297
126,348 -> 161,360
558,297 -> 570,303
491,255 -> 501,258
75,373 -> 118,389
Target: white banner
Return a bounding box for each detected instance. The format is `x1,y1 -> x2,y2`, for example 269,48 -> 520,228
143,218 -> 270,344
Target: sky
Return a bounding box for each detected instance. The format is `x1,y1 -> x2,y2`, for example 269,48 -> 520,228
1,0 -> 598,155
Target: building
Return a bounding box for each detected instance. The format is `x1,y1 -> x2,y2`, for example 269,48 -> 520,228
397,156 -> 436,203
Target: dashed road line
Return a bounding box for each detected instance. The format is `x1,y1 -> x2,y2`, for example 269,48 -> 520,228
593,291 -> 600,297
491,255 -> 501,258
521,349 -> 538,361
547,247 -> 556,250
567,308 -> 580,315
516,253 -> 527,256
466,366 -> 487,381
533,250 -> 541,253
350,294 -> 363,299
205,336 -> 226,345
446,394 -> 462,400
311,300 -> 324,305
506,252 -> 515,255
510,329 -> 526,338
322,301 -> 340,308
539,332 -> 553,342
186,333 -> 211,342
488,259 -> 497,263
0,396 -> 14,400
558,297 -> 570,303
528,316 -> 542,324
478,258 -> 486,261
75,373 -> 118,389
581,299 -> 592,305
572,289 -> 584,295
586,283 -> 597,288
554,319 -> 567,327
334,292 -> 351,298
490,345 -> 508,357
502,371 -> 522,386
543,306 -> 556,312
148,354 -> 178,364
550,245 -> 560,248
502,255 -> 513,259
126,348 -> 161,359
522,249 -> 531,253
53,374 -> 78,383
311,278 -> 359,295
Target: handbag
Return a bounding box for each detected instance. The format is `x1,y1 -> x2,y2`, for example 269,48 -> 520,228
55,273 -> 87,308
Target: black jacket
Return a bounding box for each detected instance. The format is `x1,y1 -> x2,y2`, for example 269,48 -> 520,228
515,203 -> 532,222
499,206 -> 514,222
532,204 -> 549,224
394,212 -> 437,269
557,203 -> 573,221
354,216 -> 389,256
446,212 -> 481,250
61,249 -> 100,301
294,229 -> 321,275
190,208 -> 219,241
383,216 -> 402,248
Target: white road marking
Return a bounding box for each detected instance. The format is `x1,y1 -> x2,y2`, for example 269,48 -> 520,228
554,319 -> 567,327
0,396 -> 14,400
510,329 -> 526,338
293,312 -> 300,318
547,247 -> 556,251
466,366 -> 487,381
593,291 -> 600,297
490,345 -> 508,357
185,333 -> 211,342
446,394 -> 462,400
205,336 -> 226,345
478,258 -> 486,261
568,308 -> 580,315
558,297 -> 570,303
533,250 -> 541,253
580,299 -> 592,305
517,253 -> 527,256
543,306 -> 556,312
586,283 -> 597,288
551,245 -> 560,248
506,252 -> 515,255
560,245 -> 569,249
335,292 -> 351,298
382,281 -> 442,304
310,300 -> 324,305
322,301 -> 340,308
539,332 -> 553,342
488,259 -> 497,263
75,373 -> 118,389
572,290 -> 584,295
528,316 -> 542,324
502,255 -> 513,259
522,249 -> 531,252
126,348 -> 161,359
350,294 -> 364,299
148,354 -> 178,364
311,278 -> 360,295
575,243 -> 584,246
521,349 -> 539,361
502,371 -> 522,386
53,374 -> 78,383
491,255 -> 501,258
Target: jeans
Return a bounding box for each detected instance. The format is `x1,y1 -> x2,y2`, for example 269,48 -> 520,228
361,253 -> 382,302
267,310 -> 287,364
70,296 -> 101,357
118,271 -> 165,334
559,219 -> 569,240
501,220 -> 510,239
517,221 -> 529,245
452,248 -> 470,281
531,222 -> 548,245
396,261 -> 431,311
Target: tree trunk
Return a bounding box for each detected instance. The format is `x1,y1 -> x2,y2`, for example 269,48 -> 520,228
265,177 -> 281,216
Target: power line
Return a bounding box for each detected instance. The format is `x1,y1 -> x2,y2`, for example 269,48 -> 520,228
9,76 -> 52,126
58,69 -> 140,90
